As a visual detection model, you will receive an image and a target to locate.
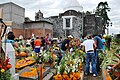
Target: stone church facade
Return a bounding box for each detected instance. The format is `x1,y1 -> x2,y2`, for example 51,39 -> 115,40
49,10 -> 83,38
48,10 -> 103,38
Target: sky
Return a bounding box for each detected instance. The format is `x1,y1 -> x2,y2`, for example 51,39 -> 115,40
0,0 -> 120,35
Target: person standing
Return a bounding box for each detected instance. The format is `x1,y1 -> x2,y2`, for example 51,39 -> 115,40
6,31 -> 18,48
26,37 -> 31,47
57,36 -> 63,49
31,38 -> 34,50
40,37 -> 45,51
101,36 -> 106,54
34,36 -> 41,53
61,35 -> 73,57
82,35 -> 97,77
93,35 -> 103,72
45,34 -> 50,51
106,36 -> 111,50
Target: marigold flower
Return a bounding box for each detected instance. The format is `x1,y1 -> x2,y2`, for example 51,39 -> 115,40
1,69 -> 5,72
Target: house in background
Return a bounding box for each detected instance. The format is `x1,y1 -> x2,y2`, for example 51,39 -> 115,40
0,2 -> 53,39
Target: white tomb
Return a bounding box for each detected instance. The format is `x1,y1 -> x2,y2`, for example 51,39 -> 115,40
2,43 -> 19,80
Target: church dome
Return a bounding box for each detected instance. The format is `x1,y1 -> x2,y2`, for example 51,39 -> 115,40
63,0 -> 83,12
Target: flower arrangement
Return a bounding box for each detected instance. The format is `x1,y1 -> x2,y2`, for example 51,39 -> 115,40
54,72 -> 81,80
53,50 -> 84,80
0,58 -> 12,80
32,50 -> 57,64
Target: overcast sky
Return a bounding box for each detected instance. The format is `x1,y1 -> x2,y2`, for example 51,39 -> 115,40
0,0 -> 120,35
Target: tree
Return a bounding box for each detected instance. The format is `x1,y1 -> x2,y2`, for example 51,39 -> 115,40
95,1 -> 111,34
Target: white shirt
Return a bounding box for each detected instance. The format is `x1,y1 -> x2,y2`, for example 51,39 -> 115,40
26,39 -> 31,45
82,39 -> 94,53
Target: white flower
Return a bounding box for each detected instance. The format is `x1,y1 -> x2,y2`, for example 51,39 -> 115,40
72,65 -> 76,72
43,53 -> 47,57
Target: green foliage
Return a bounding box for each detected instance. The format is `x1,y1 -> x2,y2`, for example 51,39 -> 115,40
0,71 -> 11,80
105,35 -> 111,39
33,50 -> 54,63
15,46 -> 32,53
113,38 -> 120,44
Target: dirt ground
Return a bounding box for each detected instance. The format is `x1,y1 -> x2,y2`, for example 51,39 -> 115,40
83,70 -> 103,80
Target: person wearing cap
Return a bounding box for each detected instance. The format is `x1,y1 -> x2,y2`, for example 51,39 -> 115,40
34,36 -> 41,53
81,35 -> 97,77
61,35 -> 73,57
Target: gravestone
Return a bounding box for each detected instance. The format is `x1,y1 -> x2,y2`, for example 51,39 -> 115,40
5,43 -> 19,80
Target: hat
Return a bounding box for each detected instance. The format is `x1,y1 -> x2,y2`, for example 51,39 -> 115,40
32,38 -> 34,40
68,35 -> 73,38
36,36 -> 39,38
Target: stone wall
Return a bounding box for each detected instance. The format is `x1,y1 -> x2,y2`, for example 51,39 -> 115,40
49,10 -> 83,38
49,17 -> 64,37
71,16 -> 83,38
83,14 -> 96,36
83,14 -> 103,36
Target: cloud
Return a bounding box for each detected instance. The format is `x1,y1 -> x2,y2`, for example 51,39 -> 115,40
0,0 -> 120,34
109,27 -> 120,34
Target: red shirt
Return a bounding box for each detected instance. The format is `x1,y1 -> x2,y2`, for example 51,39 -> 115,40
34,39 -> 41,46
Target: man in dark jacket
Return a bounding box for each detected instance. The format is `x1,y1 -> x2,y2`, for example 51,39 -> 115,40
61,35 -> 73,57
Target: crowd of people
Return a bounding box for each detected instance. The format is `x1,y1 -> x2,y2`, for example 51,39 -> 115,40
5,31 -> 112,77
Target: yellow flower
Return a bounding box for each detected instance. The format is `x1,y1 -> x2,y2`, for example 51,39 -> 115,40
79,50 -> 83,53
1,69 -> 5,73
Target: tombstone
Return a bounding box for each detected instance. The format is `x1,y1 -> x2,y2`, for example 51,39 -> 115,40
5,43 -> 19,80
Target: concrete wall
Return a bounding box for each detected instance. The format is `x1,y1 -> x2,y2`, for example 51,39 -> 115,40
0,2 -> 25,24
0,2 -> 25,36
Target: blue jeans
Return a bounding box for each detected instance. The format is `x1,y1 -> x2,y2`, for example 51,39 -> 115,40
95,49 -> 103,72
45,45 -> 49,51
85,52 -> 97,75
34,47 -> 40,53
60,49 -> 66,58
